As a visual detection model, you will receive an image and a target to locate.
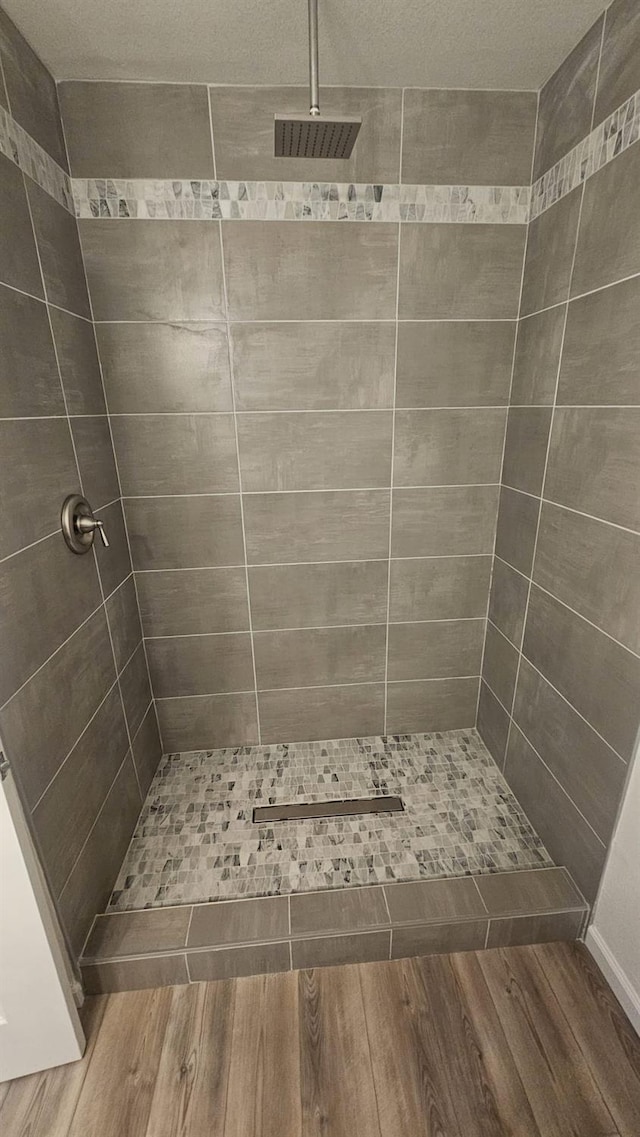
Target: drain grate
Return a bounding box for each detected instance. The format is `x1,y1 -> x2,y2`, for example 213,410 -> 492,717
252,796 -> 404,824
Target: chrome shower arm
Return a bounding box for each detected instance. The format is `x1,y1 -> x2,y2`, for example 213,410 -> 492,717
308,0 -> 320,115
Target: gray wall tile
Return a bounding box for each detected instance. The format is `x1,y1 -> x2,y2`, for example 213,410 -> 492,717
111,414 -> 239,496
147,633 -> 254,697
399,224 -> 526,319
533,16 -> 603,178
0,418 -> 80,558
71,416 -> 120,509
223,221 -> 398,320
238,411 -> 392,491
511,306 -> 566,406
156,692 -> 259,751
291,887 -> 389,937
571,142 -> 640,297
521,187 -> 581,316
82,955 -> 188,994
385,877 -> 485,923
387,619 -> 484,681
522,585 -> 640,759
558,276 -> 640,406
120,642 -> 152,736
392,486 -> 499,557
494,487 -> 539,575
188,942 -> 289,982
402,89 -> 536,184
132,704 -> 163,797
97,322 -> 232,414
545,407 -> 640,531
80,220 -> 225,320
259,684 -> 384,743
84,906 -> 190,960
93,499 -> 132,598
396,321 -> 515,409
476,867 -> 584,916
249,561 -> 388,631
244,489 -> 390,564
0,10 -> 67,167
476,680 -> 510,765
504,725 -> 607,902
292,931 -> 389,970
482,621 -> 519,709
25,181 -> 90,318
210,85 -> 402,182
59,81 -> 214,177
488,557 -> 528,649
594,0 -> 640,123
231,321 -> 395,411
49,308 -> 106,415
389,556 -> 491,622
254,625 -> 387,689
125,495 -> 245,570
0,154 -> 42,296
105,575 -> 142,673
385,677 -> 478,733
534,501 -> 640,654
486,911 -> 584,948
502,407 -> 553,495
137,567 -> 249,636
189,896 -> 288,948
513,658 -> 629,844
0,285 -> 62,417
393,408 -> 506,487
391,921 -> 488,959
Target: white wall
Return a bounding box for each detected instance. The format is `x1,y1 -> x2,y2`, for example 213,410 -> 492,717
586,735 -> 640,1035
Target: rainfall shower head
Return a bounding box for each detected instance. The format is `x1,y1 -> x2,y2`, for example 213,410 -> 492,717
274,0 -> 361,159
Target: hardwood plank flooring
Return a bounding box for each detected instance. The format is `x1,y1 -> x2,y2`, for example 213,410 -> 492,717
1,943 -> 638,1137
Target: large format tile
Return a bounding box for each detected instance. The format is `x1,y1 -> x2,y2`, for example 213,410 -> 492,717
237,411 -> 392,491
385,677 -> 478,733
395,321 -> 514,408
392,486 -> 499,557
111,414 -> 239,496
476,680 -> 510,766
476,867 -> 584,915
156,692 -> 259,751
488,557 -> 529,648
0,530 -> 101,706
292,932 -> 389,970
70,416 -> 120,508
545,407 -> 640,531
120,643 -> 152,737
244,489 -> 390,564
534,501 -> 640,654
84,907 -> 191,960
501,407 -> 553,495
510,306 -> 566,406
258,684 -> 385,743
223,221 -> 398,320
399,225 -> 526,319
387,620 -> 484,681
249,561 -> 388,630
80,220 -> 225,321
291,888 -> 388,937
125,495 -> 244,570
389,556 -> 491,622
0,419 -> 80,558
521,188 -> 581,316
92,499 -> 132,598
131,704 -> 162,797
105,575 -> 142,673
486,910 -> 584,947
82,955 -> 189,994
385,877 -> 485,923
0,609 -> 116,808
0,9 -> 67,167
210,85 -> 402,182
189,896 -> 288,948
231,321 -> 395,411
188,942 -> 289,982
147,633 -> 254,697
482,621 -> 519,709
136,567 -> 249,636
59,81 -> 214,177
558,276 -> 640,406
533,16 -> 603,178
393,409 -> 506,487
402,89 -> 535,184
25,181 -> 90,318
0,153 -> 43,296
504,725 -> 606,902
513,658 -> 629,844
571,142 -> 640,297
49,308 -> 106,415
494,487 -> 540,576
0,284 -> 62,417
31,688 -> 129,895
254,625 -> 387,689
97,322 -> 232,413
595,0 -> 640,122
392,920 -> 487,959
522,585 -> 640,759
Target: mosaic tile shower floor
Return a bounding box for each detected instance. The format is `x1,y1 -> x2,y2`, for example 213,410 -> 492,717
109,730 -> 553,911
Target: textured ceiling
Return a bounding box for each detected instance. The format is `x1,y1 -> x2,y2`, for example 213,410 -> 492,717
3,0 -> 605,89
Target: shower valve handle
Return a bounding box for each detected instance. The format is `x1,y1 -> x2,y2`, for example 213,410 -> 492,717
61,494 -> 110,554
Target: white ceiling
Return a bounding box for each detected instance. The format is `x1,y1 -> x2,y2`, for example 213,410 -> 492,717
4,0 -> 605,90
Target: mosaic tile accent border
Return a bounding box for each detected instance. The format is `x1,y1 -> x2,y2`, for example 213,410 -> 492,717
0,105 -> 73,212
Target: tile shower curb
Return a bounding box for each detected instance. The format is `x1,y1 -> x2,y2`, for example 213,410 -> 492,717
80,867 -> 588,993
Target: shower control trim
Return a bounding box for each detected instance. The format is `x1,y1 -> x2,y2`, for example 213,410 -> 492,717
61,494 -> 110,554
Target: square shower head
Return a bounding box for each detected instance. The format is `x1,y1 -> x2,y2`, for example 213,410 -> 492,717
274,113 -> 362,159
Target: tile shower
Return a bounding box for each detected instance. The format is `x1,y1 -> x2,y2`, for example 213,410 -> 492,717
0,0 -> 638,991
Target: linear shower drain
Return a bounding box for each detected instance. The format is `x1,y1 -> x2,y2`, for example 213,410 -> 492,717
252,796 -> 404,823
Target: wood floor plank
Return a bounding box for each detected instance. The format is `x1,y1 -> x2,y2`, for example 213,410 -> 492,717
359,956 -> 462,1136
478,946 -> 616,1137
0,995 -> 107,1137
534,942 -> 640,1137
299,963 -> 382,1137
224,971 -> 301,1137
67,986 -> 172,1137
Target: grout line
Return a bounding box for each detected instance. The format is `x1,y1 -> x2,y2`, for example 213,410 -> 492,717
483,922 -> 491,949
184,905 -> 195,950
119,483 -> 501,497
471,876 -> 490,915
499,484 -> 640,537
383,203 -> 403,733
142,617 -> 486,640
134,555 -> 493,572
152,675 -> 481,700
58,750 -> 135,900
0,526 -> 61,565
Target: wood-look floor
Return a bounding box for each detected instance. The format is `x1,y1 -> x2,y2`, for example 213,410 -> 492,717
2,942 -> 639,1136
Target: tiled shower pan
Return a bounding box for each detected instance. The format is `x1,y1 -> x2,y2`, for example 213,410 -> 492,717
81,730 -> 588,992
